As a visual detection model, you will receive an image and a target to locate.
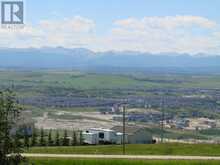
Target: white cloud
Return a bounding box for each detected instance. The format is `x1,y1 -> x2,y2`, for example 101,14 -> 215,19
115,16 -> 217,30
102,15 -> 220,54
0,15 -> 220,55
0,16 -> 95,48
39,16 -> 95,33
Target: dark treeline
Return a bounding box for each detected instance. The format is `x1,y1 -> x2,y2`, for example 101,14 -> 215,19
21,128 -> 84,147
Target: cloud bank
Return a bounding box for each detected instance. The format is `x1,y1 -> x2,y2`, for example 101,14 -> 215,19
0,15 -> 220,55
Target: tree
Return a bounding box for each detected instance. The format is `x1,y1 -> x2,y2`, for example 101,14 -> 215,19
24,126 -> 30,148
55,130 -> 60,146
62,130 -> 69,146
0,90 -> 25,165
71,130 -> 77,146
31,127 -> 37,147
48,129 -> 54,146
79,131 -> 84,145
39,128 -> 46,146
14,131 -> 22,149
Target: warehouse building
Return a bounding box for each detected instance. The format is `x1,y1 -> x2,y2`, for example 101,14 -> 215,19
111,126 -> 152,144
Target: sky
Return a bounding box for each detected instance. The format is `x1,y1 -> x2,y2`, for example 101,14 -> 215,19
1,0 -> 220,54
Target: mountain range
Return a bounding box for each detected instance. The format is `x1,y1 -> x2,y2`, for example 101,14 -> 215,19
0,47 -> 220,71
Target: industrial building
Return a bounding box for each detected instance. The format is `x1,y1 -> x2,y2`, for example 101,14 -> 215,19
112,126 -> 152,144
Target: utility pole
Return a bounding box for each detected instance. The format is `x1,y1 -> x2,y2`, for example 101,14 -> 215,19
122,105 -> 126,155
160,99 -> 165,143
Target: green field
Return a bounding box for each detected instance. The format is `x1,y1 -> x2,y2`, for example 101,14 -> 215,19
28,143 -> 220,156
26,143 -> 220,164
1,70 -> 220,116
26,158 -> 220,165
1,70 -> 220,97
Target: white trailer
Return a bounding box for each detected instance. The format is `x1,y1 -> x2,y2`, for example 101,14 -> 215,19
82,132 -> 98,145
84,128 -> 118,144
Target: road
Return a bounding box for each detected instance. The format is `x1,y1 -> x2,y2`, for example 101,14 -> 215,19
22,154 -> 220,160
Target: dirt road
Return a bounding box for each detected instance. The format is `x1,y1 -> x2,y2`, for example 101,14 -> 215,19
22,154 -> 220,160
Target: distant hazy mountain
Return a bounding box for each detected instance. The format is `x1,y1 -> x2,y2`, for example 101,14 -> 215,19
0,47 -> 220,70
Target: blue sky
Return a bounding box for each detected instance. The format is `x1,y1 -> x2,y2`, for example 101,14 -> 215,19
27,0 -> 219,33
1,0 -> 220,54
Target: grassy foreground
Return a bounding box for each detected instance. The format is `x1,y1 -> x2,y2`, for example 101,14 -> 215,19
28,143 -> 220,156
26,158 -> 220,165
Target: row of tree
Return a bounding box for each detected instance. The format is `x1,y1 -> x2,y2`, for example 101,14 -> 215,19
23,128 -> 84,147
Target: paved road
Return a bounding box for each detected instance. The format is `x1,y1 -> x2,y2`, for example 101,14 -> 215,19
22,154 -> 220,160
